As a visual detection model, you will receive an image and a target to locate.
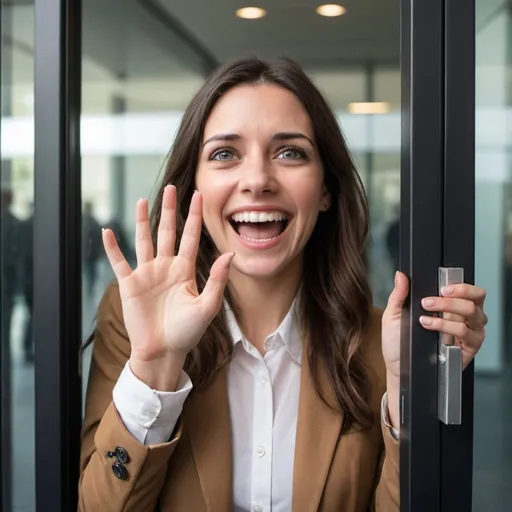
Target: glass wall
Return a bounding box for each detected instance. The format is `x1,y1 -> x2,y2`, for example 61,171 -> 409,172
473,0 -> 512,509
1,1 -> 35,511
79,4 -> 402,380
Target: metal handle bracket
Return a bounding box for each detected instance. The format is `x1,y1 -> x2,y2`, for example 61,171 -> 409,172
437,267 -> 464,425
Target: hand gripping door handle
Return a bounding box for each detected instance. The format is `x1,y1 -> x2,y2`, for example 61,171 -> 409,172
438,267 -> 464,425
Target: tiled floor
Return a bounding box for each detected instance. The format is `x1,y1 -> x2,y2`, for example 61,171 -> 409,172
4,281 -> 512,511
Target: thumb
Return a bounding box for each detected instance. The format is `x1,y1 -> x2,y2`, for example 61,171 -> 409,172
384,271 -> 409,320
199,252 -> 235,319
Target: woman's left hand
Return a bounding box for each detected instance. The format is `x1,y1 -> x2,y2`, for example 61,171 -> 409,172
381,271 -> 487,428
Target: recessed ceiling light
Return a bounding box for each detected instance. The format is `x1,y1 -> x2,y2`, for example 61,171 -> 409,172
316,4 -> 346,17
347,102 -> 391,114
236,7 -> 267,19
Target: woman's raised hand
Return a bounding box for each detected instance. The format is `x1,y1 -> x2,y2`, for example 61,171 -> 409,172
102,185 -> 233,390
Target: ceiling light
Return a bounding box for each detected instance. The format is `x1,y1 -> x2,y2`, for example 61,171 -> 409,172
236,7 -> 267,19
316,4 -> 346,17
347,102 -> 391,114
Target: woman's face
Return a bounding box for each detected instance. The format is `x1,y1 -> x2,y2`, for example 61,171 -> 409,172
195,83 -> 330,279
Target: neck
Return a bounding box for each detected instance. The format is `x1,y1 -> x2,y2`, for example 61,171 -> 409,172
228,259 -> 302,351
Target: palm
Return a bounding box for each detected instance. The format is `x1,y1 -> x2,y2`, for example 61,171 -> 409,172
102,187 -> 233,362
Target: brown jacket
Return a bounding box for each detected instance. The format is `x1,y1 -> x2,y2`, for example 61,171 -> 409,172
79,283 -> 399,511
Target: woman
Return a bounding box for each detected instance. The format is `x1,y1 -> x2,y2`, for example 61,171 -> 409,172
79,57 -> 487,511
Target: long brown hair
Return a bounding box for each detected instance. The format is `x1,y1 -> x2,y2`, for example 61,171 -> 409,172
150,57 -> 374,431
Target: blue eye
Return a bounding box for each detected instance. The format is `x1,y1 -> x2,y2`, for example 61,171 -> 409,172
277,146 -> 307,160
211,148 -> 235,161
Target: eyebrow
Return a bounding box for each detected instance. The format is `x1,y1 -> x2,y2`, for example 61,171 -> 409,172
202,131 -> 315,148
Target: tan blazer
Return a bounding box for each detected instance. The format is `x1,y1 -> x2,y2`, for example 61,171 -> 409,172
79,283 -> 399,511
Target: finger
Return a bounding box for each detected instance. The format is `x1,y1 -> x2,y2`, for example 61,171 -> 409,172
135,198 -> 154,264
157,185 -> 176,258
102,228 -> 132,280
419,315 -> 482,349
178,191 -> 202,263
440,283 -> 486,307
198,252 -> 235,319
383,271 -> 409,321
421,297 -> 487,327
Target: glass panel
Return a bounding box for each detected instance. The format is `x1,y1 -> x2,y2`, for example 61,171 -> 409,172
80,0 -> 401,347
80,0 -> 401,506
1,1 -> 35,511
473,1 -> 512,509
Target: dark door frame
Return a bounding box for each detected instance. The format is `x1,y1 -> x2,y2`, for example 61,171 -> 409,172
400,0 -> 475,510
34,0 -> 82,510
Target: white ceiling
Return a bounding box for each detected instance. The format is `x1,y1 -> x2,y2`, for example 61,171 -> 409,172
4,0 -> 402,115
155,0 -> 401,68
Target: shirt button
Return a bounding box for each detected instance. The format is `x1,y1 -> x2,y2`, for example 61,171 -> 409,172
256,446 -> 266,457
259,376 -> 267,385
253,506 -> 262,512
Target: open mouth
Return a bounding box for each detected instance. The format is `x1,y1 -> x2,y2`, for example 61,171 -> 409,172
229,211 -> 289,243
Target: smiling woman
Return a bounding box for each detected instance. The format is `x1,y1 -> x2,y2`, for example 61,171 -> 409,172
78,56 -> 487,512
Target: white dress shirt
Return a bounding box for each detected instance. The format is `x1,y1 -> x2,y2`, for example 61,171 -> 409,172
113,302 -> 396,512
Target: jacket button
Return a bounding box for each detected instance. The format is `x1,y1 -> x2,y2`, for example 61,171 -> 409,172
112,461 -> 127,480
115,446 -> 129,464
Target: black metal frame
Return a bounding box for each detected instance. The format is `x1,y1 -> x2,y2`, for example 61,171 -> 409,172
34,0 -> 82,510
400,0 -> 475,510
441,0 -> 475,509
400,0 -> 444,508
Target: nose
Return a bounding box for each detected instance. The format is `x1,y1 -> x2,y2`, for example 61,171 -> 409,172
237,156 -> 277,195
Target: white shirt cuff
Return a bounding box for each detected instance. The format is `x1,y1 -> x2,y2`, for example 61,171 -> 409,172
381,392 -> 400,440
112,361 -> 193,445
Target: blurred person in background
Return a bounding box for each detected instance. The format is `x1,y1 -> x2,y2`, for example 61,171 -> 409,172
82,201 -> 103,298
0,188 -> 21,351
20,201 -> 34,362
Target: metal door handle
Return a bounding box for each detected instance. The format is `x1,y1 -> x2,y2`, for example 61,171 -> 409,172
438,267 -> 464,425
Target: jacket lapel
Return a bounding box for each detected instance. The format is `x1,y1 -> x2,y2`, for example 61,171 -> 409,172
292,349 -> 343,512
184,368 -> 233,512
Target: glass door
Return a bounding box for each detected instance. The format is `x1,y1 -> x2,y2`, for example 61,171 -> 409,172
6,0 -> 488,509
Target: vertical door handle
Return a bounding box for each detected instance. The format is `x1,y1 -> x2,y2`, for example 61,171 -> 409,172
438,267 -> 464,425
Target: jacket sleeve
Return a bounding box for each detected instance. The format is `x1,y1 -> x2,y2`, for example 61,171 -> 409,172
373,421 -> 400,510
78,282 -> 182,512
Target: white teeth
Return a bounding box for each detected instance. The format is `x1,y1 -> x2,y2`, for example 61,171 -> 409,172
239,234 -> 278,242
231,211 -> 288,223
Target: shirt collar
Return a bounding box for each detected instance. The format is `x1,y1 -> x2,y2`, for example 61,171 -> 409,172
224,297 -> 302,364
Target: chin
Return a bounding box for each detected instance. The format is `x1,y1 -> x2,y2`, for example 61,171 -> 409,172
231,255 -> 289,280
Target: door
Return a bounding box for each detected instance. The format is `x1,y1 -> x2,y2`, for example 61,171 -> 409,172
2,0 -> 500,510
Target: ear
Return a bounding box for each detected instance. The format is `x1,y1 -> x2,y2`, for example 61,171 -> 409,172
319,186 -> 331,212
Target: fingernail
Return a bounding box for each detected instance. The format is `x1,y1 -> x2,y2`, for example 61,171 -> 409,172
420,316 -> 433,326
422,298 -> 435,307
442,286 -> 454,295
101,228 -> 105,233
395,271 -> 399,287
